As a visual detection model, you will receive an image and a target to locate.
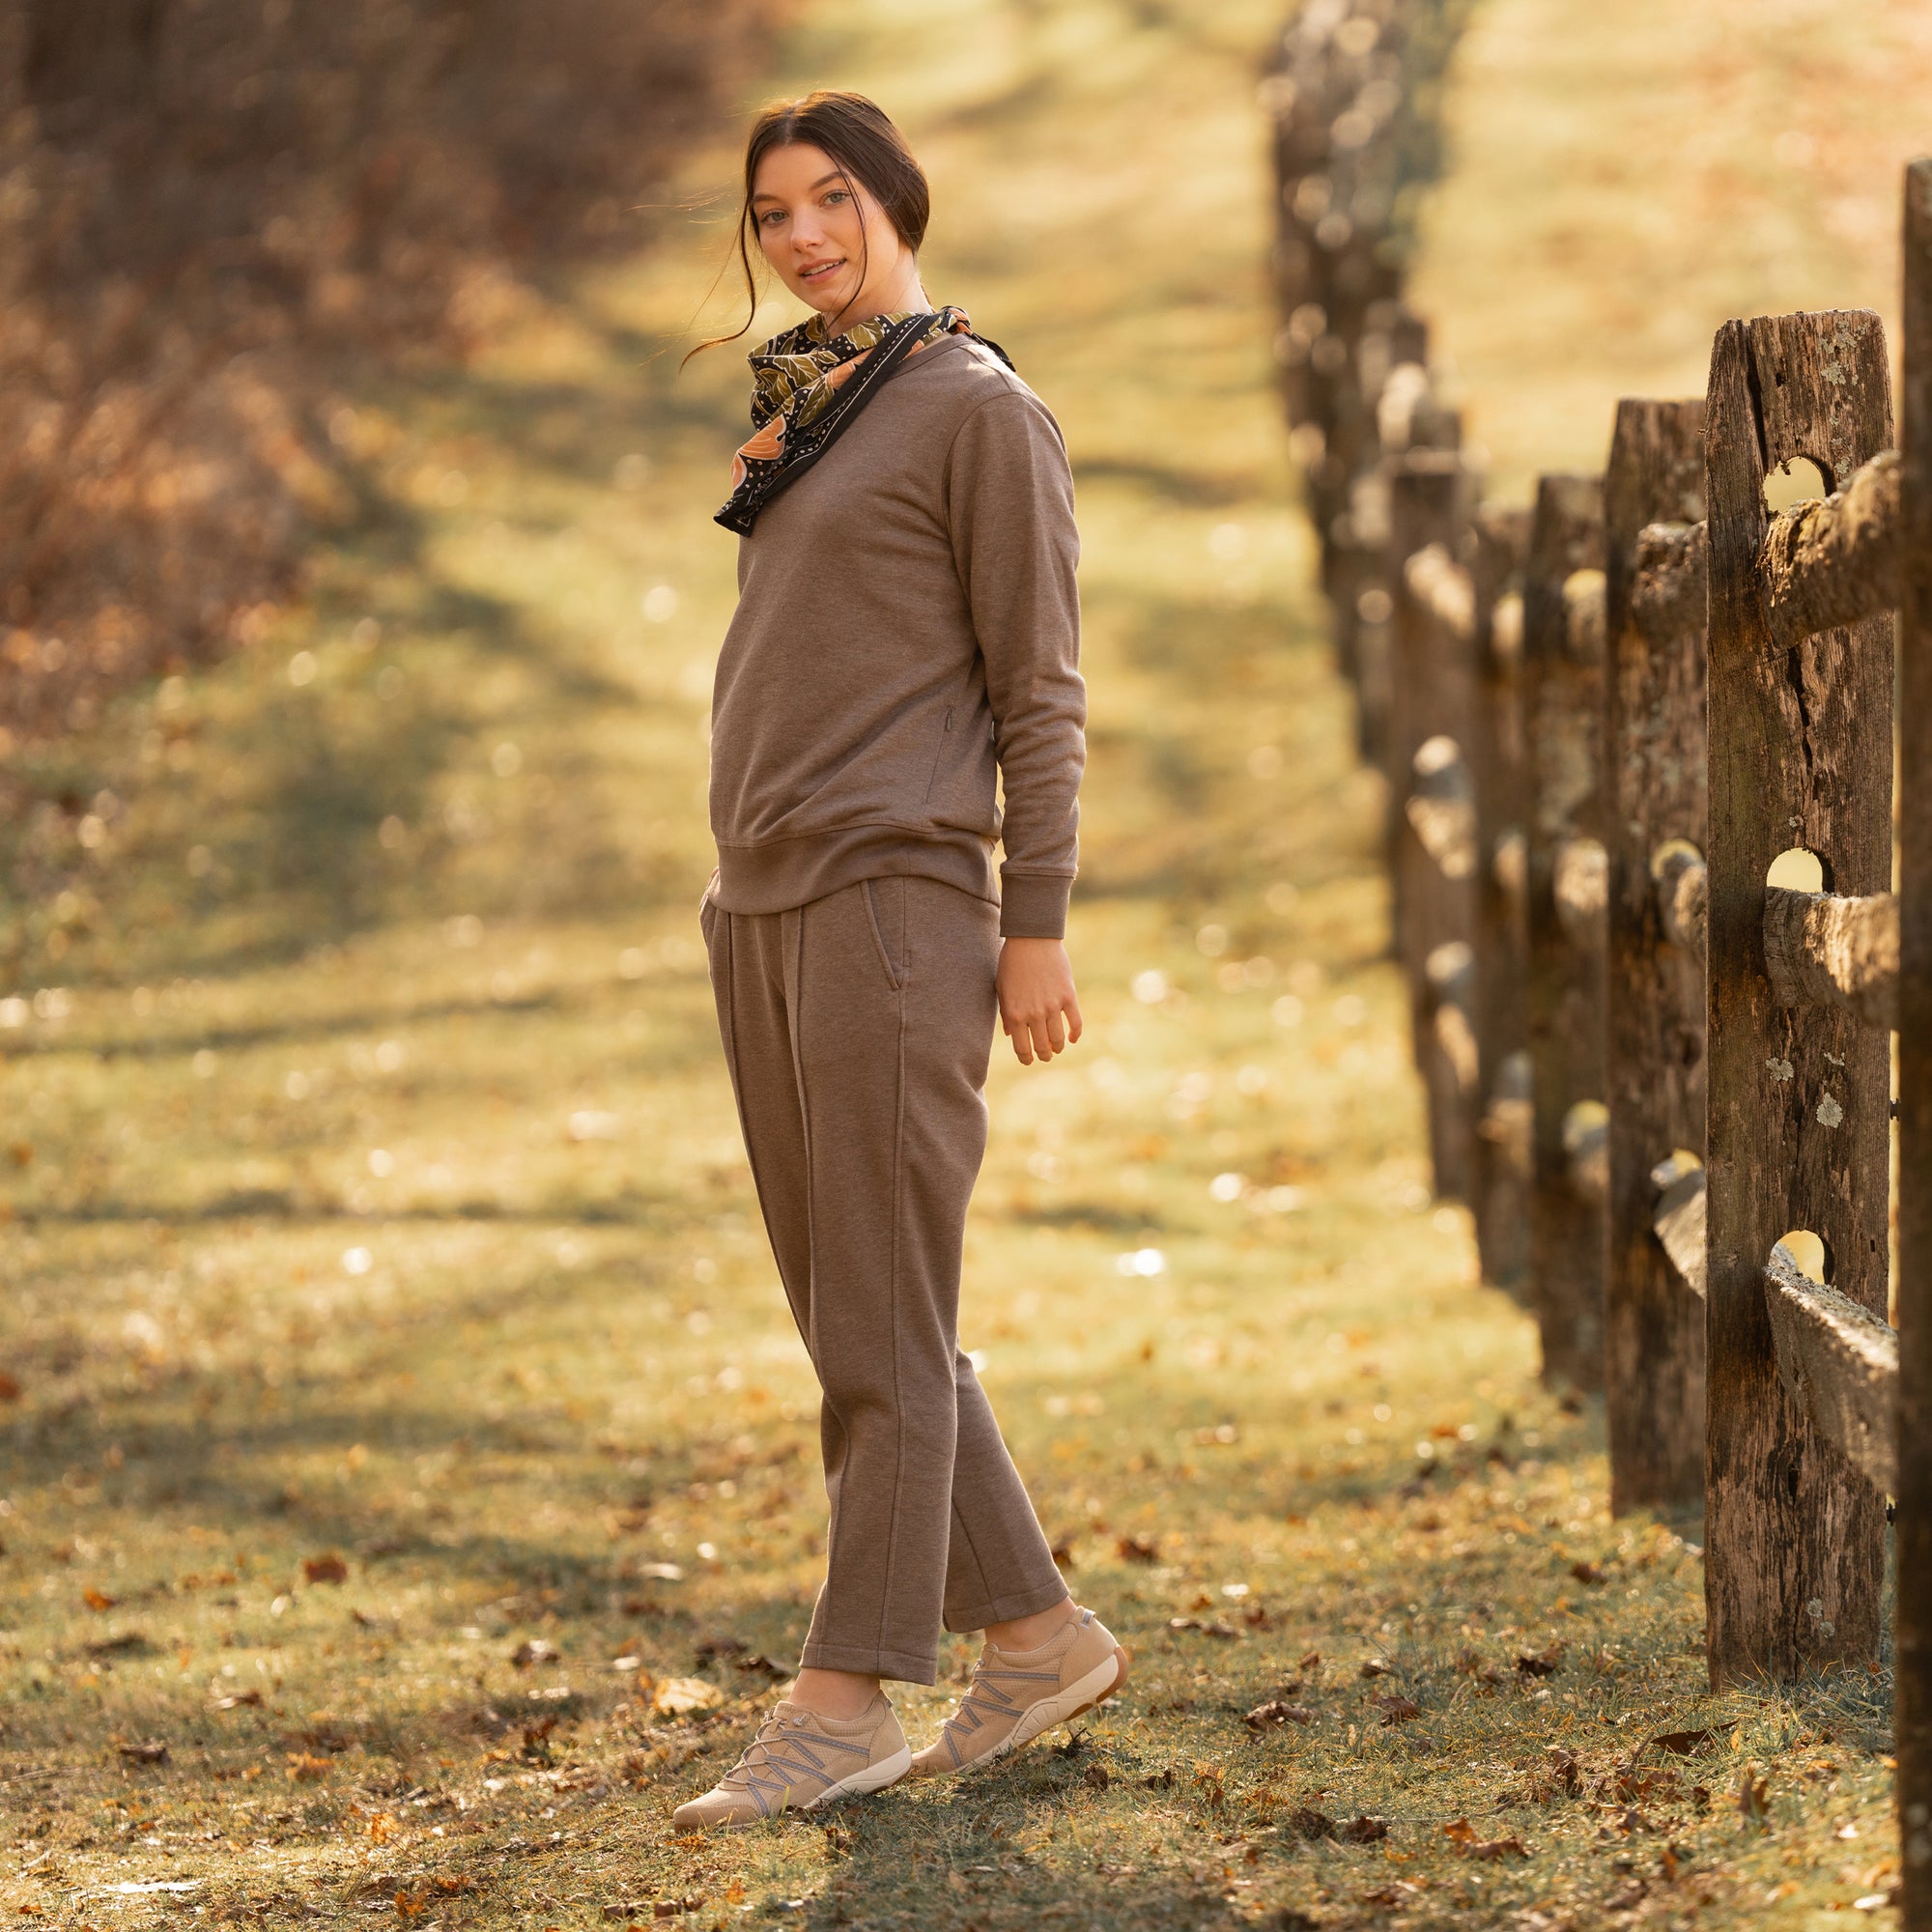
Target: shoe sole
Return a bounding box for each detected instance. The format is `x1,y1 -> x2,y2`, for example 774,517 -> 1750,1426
921,1644 -> 1131,1777
805,1743 -> 913,1809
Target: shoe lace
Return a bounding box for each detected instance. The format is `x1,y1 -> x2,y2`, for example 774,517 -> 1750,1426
717,1710 -> 870,1801
939,1652 -> 1061,1747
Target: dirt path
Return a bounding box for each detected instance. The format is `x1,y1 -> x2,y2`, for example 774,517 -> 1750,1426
0,2 -> 1898,1927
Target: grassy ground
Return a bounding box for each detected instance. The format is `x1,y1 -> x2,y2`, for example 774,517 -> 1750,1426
0,2 -> 1908,1928
1406,0 -> 1932,499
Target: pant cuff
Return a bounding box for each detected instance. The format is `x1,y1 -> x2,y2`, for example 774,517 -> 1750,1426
799,1638 -> 940,1687
943,1576 -> 1071,1635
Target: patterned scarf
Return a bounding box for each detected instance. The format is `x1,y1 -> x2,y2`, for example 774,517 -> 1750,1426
715,304 -> 1014,534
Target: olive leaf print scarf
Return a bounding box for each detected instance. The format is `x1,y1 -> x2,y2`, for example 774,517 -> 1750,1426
714,304 -> 1013,535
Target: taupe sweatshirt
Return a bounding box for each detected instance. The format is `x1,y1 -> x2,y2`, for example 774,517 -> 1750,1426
707,331 -> 1086,939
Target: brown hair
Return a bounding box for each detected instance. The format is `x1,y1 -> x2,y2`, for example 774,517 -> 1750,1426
684,90 -> 929,364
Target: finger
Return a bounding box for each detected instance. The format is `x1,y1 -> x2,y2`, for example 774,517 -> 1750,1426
1011,1027 -> 1035,1065
1028,1014 -> 1056,1062
1065,994 -> 1084,1044
1044,1007 -> 1066,1055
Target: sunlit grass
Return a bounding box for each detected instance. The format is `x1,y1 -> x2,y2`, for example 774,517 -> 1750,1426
0,0 -> 1907,1926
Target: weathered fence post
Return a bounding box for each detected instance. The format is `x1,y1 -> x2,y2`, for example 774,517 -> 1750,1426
1467,508 -> 1533,1292
1603,400 -> 1708,1514
1896,156 -> 1932,1927
1388,448 -> 1476,1199
1703,309 -> 1893,1684
1522,475 -> 1608,1390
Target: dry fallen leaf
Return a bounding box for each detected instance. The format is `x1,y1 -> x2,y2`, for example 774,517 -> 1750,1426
1569,1559 -> 1606,1585
1115,1533 -> 1160,1564
1244,1700 -> 1315,1730
1357,1658 -> 1392,1679
1515,1645 -> 1563,1678
733,1654 -> 792,1681
1466,1833 -> 1530,1860
653,1677 -> 724,1717
1374,1695 -> 1421,1724
1284,1805 -> 1336,1840
84,1631 -> 149,1656
83,1587 -> 118,1612
117,1739 -> 169,1764
1738,1765 -> 1771,1826
1652,1723 -> 1731,1756
510,1639 -> 559,1668
212,1689 -> 264,1711
1340,1815 -> 1388,1843
302,1552 -> 349,1585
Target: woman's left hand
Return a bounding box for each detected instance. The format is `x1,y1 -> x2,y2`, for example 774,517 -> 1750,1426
997,938 -> 1083,1065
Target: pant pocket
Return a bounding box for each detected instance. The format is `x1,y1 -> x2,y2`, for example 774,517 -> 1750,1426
860,878 -> 904,992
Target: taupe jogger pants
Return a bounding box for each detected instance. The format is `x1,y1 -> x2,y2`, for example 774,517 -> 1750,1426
699,875 -> 1067,1684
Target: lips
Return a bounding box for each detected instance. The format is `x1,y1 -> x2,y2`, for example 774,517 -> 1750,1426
798,258 -> 844,284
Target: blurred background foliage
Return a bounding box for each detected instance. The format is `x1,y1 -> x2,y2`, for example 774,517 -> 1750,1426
0,0 -> 782,747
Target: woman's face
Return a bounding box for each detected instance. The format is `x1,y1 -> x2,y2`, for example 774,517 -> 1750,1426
750,141 -> 909,327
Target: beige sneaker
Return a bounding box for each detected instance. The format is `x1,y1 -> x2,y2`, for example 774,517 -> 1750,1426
909,1607 -> 1129,1777
670,1695 -> 910,1830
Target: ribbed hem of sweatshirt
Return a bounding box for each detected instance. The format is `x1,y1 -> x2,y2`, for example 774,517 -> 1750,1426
998,871 -> 1072,940
711,825 -> 997,918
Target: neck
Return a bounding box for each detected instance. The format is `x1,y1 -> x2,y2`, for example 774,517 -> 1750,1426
825,267 -> 929,333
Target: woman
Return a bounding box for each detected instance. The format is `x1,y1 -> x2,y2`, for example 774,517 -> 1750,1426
674,91 -> 1127,1829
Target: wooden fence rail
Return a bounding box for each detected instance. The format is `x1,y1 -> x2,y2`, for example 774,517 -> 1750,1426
1264,7 -> 1928,1913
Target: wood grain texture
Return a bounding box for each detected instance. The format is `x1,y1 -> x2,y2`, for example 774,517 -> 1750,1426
1633,520 -> 1708,645
1404,542 -> 1477,644
1760,449 -> 1901,653
1652,1156 -> 1708,1302
1467,507 -> 1534,1295
1603,398 -> 1709,1516
1654,848 -> 1708,960
1761,887 -> 1899,1030
1522,473 -> 1608,1390
1895,156 -> 1932,1924
1762,1249 -> 1897,1499
1389,450 -> 1476,1203
1703,307 -> 1893,1688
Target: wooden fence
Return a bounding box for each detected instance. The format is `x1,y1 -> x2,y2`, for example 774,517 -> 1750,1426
1265,4 -> 1929,1916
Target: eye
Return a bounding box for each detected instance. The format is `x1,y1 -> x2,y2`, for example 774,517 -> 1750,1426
757,209 -> 784,227
823,189 -> 850,207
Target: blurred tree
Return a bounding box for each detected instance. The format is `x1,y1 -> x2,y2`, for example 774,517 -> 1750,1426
0,0 -> 778,739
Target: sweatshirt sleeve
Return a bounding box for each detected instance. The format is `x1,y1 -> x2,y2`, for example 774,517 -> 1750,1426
945,388 -> 1087,940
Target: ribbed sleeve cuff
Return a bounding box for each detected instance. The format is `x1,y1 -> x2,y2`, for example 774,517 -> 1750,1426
999,872 -> 1071,939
